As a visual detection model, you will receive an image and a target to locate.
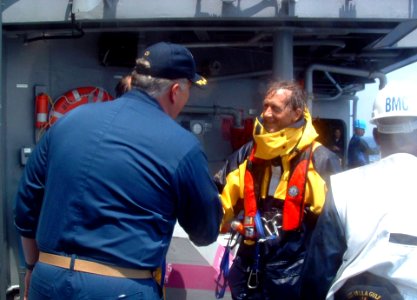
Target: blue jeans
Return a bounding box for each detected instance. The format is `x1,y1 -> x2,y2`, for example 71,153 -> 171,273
28,262 -> 162,300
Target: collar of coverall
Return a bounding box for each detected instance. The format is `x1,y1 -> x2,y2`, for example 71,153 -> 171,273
252,109 -> 318,160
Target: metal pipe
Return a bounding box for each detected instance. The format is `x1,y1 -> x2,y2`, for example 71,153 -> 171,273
351,96 -> 359,133
209,70 -> 271,81
181,105 -> 243,128
319,71 -> 344,101
273,30 -> 293,80
352,96 -> 359,123
183,39 -> 345,49
305,63 -> 387,110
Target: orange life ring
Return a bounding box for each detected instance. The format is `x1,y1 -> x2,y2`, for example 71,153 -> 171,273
48,86 -> 113,127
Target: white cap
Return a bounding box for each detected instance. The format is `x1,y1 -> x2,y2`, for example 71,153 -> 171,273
370,80 -> 417,134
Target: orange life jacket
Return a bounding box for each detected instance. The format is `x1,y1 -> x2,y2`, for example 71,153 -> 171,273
242,143 -> 314,238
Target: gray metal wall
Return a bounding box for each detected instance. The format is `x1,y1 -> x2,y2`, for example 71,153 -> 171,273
0,35 -> 354,300
0,32 -> 263,295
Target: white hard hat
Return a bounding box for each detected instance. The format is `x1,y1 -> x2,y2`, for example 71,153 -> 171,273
370,80 -> 417,134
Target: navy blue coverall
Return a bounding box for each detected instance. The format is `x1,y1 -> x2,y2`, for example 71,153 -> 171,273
14,90 -> 223,299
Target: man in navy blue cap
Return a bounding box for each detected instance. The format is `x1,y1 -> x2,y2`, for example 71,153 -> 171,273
14,42 -> 221,300
136,41 -> 207,88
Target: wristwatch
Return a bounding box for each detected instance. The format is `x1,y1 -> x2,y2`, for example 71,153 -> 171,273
25,262 -> 36,271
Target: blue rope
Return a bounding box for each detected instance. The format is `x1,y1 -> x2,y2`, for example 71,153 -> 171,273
255,211 -> 266,239
215,211 -> 271,297
215,235 -> 233,299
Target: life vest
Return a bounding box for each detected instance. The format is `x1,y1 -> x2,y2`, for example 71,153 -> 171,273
48,86 -> 113,127
242,143 -> 314,239
283,144 -> 314,231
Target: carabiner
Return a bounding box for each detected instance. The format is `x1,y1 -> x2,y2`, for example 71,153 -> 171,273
247,269 -> 259,289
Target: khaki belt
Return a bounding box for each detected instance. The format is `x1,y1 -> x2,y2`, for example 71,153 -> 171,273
38,252 -> 152,279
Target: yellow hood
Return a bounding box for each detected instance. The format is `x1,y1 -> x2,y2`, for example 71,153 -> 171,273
253,109 -> 318,160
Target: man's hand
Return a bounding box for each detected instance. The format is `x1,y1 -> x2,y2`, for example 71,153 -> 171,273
24,269 -> 32,300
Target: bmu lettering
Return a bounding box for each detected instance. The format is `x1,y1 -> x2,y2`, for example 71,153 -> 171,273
385,96 -> 408,112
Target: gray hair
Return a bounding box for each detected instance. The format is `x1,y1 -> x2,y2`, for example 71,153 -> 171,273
264,80 -> 306,112
131,58 -> 189,98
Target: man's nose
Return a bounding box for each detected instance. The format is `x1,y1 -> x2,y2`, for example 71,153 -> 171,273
263,107 -> 272,117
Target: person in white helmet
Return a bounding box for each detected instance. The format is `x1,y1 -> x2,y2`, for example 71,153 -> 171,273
302,80 -> 417,300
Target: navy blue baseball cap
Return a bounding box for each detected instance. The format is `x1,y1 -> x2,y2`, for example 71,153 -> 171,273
136,42 -> 207,87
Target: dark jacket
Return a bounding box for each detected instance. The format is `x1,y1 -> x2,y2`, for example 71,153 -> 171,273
214,115 -> 341,299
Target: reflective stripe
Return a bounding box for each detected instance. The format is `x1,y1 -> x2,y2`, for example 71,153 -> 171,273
51,111 -> 64,118
72,89 -> 82,102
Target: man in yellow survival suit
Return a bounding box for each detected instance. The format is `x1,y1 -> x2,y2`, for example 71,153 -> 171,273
214,80 -> 342,299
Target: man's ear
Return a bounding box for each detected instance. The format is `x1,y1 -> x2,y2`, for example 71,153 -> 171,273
293,107 -> 303,122
373,127 -> 380,146
169,83 -> 180,104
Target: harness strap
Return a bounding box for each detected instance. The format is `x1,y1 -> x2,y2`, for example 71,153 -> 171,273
243,145 -> 263,239
282,143 -> 314,231
215,244 -> 231,299
243,143 -> 315,236
215,230 -> 240,299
